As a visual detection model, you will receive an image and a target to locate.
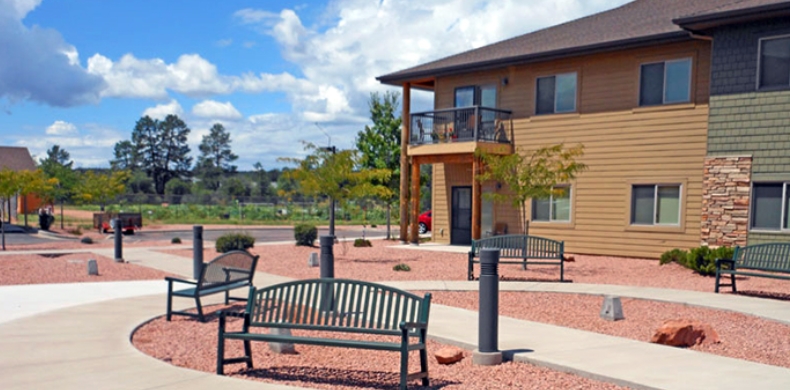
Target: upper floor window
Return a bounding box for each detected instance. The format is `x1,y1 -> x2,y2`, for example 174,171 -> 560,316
639,58 -> 692,106
536,73 -> 577,115
759,36 -> 790,89
751,183 -> 789,231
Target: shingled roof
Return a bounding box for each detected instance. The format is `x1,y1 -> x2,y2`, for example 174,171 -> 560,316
378,0 -> 790,85
0,146 -> 36,171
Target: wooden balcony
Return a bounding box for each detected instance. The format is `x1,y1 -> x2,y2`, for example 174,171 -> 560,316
408,106 -> 514,157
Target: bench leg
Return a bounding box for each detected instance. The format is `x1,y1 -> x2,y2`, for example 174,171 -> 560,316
225,289 -> 230,305
399,346 -> 409,390
467,255 -> 474,281
419,345 -> 429,386
166,280 -> 173,321
522,259 -> 527,271
195,297 -> 205,322
217,315 -> 226,375
730,273 -> 737,293
560,259 -> 564,282
715,271 -> 721,293
243,340 -> 253,369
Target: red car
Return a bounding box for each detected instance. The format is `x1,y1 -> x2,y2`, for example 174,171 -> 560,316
418,210 -> 432,234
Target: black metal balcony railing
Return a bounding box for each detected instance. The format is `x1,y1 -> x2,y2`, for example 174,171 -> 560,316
410,106 -> 513,146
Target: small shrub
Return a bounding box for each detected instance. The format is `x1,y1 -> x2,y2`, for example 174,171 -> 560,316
393,263 -> 411,272
354,238 -> 372,247
371,224 -> 378,228
294,223 -> 318,247
171,237 -> 182,244
659,248 -> 688,265
80,236 -> 93,245
215,232 -> 255,253
67,226 -> 83,236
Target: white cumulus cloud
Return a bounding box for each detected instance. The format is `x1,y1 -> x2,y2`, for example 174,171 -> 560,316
45,120 -> 78,135
142,100 -> 184,120
192,100 -> 243,120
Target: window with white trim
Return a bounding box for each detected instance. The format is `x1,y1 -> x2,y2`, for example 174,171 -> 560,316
532,186 -> 571,222
536,73 -> 577,115
631,184 -> 681,225
751,183 -> 790,230
759,36 -> 790,89
639,58 -> 692,106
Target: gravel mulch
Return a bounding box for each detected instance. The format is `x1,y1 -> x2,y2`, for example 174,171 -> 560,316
133,304 -> 627,390
0,252 -> 172,285
418,291 -> 790,369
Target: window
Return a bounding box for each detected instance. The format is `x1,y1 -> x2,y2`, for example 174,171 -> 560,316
533,186 -> 571,222
639,59 -> 692,106
759,36 -> 790,89
751,183 -> 790,230
455,86 -> 475,108
631,184 -> 681,225
536,73 -> 577,115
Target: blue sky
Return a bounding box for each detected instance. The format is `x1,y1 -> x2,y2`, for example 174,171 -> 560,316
0,0 -> 630,169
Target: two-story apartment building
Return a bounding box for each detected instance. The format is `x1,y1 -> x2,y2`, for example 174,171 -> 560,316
378,0 -> 790,259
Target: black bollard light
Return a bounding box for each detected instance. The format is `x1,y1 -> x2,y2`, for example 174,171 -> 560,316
113,218 -> 123,263
473,248 -> 503,365
193,225 -> 203,280
319,235 -> 335,311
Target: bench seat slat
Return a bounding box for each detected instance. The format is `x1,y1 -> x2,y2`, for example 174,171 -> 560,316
717,269 -> 790,280
223,332 -> 426,352
171,280 -> 250,297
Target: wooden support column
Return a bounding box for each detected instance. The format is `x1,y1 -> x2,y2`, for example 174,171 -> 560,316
472,157 -> 481,240
399,83 -> 411,243
410,157 -> 421,244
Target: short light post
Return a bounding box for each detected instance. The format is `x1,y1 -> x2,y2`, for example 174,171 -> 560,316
193,225 -> 203,279
319,235 -> 335,311
113,218 -> 123,263
473,248 -> 503,365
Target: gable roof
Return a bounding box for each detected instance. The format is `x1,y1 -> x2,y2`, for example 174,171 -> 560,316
0,146 -> 37,172
378,0 -> 790,85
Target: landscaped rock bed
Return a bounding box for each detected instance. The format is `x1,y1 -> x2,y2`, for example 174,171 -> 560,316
0,252 -> 171,285
419,291 -> 790,369
133,304 -> 628,390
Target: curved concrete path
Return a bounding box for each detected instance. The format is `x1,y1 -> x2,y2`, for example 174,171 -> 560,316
1,245 -> 789,389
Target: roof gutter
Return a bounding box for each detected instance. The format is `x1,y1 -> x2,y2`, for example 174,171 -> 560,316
377,31 -> 689,86
673,3 -> 790,31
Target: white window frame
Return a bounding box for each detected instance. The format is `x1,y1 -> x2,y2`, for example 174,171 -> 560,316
749,182 -> 790,232
756,34 -> 790,90
532,185 -> 572,223
535,72 -> 577,115
631,184 -> 682,226
638,58 -> 692,106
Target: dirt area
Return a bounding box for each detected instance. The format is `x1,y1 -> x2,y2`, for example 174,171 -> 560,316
134,304 -> 627,390
0,252 -> 171,285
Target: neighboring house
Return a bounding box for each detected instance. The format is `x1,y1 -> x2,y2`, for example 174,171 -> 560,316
0,146 -> 38,222
378,0 -> 790,258
675,2 -> 790,247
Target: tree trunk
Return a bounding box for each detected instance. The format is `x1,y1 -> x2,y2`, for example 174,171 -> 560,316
60,199 -> 64,230
23,195 -> 28,228
1,209 -> 5,251
522,203 -> 530,236
386,203 -> 392,240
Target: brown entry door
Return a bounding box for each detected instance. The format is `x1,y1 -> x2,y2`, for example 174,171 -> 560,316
451,186 -> 472,245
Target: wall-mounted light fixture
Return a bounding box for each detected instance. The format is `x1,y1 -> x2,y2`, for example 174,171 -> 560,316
501,77 -> 509,86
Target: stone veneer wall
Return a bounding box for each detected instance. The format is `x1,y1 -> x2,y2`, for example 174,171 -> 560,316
700,156 -> 752,247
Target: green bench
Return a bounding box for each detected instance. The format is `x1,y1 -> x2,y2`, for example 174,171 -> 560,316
217,278 -> 432,390
166,250 -> 259,322
468,234 -> 565,281
715,243 -> 790,293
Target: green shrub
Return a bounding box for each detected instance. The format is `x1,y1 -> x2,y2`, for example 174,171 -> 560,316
393,263 -> 411,272
80,236 -> 93,244
171,237 -> 182,244
215,232 -> 255,253
354,238 -> 372,247
659,248 -> 688,265
371,224 -> 377,228
294,224 -> 318,246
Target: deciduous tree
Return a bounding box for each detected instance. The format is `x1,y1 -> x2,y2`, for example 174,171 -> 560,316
74,170 -> 130,211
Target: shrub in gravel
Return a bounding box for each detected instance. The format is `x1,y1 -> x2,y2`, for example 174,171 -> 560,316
171,237 -> 182,244
662,246 -> 734,276
215,233 -> 255,253
354,238 -> 372,247
294,223 -> 317,247
393,263 -> 411,272
80,236 -> 93,244
659,248 -> 688,265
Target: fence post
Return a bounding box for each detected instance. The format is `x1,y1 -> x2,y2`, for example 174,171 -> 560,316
193,225 -> 203,279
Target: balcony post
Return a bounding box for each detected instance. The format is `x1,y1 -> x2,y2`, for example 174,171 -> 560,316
474,106 -> 480,142
410,156 -> 421,245
400,82 -> 411,243
472,156 -> 481,240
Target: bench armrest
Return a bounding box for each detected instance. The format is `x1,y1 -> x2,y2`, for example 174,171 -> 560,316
399,321 -> 428,331
218,310 -> 248,319
715,258 -> 735,270
165,276 -> 198,285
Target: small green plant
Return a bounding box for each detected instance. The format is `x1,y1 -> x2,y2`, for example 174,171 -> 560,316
354,238 -> 372,247
371,224 -> 377,228
294,223 -> 318,246
392,263 -> 411,272
659,248 -> 688,265
80,236 -> 93,244
660,245 -> 735,276
67,226 -> 83,236
171,237 -> 182,244
215,232 -> 255,253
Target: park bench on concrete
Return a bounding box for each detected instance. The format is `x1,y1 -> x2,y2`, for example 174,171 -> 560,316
166,250 -> 259,322
715,243 -> 790,293
216,278 -> 432,390
468,234 -> 565,281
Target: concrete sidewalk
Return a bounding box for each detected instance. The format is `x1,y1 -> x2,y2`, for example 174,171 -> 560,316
1,246 -> 789,389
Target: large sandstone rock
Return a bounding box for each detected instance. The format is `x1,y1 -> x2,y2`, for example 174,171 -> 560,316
650,319 -> 720,347
435,347 -> 464,364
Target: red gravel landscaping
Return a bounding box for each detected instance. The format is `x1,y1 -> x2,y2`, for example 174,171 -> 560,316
0,252 -> 171,285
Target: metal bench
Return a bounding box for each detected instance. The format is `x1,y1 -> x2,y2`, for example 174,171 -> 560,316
715,243 -> 790,293
166,250 -> 259,322
217,278 -> 432,390
468,234 -> 565,281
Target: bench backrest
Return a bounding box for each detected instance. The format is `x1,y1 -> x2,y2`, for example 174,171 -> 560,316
199,250 -> 259,290
470,234 -> 563,259
734,243 -> 790,272
246,279 -> 431,336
